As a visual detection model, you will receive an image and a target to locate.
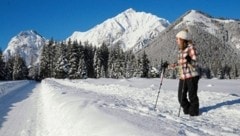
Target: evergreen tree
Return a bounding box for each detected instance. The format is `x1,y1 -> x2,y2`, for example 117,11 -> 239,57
141,51 -> 150,78
108,48 -> 114,78
55,42 -> 69,78
68,40 -> 80,79
4,57 -> 14,80
83,43 -> 95,78
50,41 -> 57,77
93,48 -> 101,78
108,44 -> 124,78
77,55 -> 87,79
0,49 -> 5,80
66,39 -> 72,60
39,39 -> 55,79
77,43 -> 87,79
134,56 -> 143,77
124,50 -> 136,78
28,65 -> 39,80
99,43 -> 109,77
39,44 -> 48,79
100,65 -> 106,78
12,55 -> 28,80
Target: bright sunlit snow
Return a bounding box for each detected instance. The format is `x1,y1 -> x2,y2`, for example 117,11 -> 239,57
68,8 -> 170,52
0,78 -> 240,136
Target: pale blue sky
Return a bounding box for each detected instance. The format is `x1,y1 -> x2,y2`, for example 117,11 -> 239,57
1,0 -> 240,50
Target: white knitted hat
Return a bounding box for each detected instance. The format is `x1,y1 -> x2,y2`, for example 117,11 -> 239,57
176,30 -> 191,41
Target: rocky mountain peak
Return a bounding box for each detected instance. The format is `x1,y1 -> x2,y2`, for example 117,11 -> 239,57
3,30 -> 46,67
68,8 -> 170,51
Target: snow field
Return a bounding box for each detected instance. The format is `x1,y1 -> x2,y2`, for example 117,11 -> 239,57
0,78 -> 239,136
40,78 -> 240,136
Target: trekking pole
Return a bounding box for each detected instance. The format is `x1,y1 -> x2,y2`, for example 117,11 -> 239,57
178,80 -> 185,117
153,61 -> 168,111
153,67 -> 166,111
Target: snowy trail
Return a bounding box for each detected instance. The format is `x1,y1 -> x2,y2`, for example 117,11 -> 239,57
0,81 -> 40,136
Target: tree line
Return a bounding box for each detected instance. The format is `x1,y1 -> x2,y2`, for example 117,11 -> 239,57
38,39 -> 158,80
0,49 -> 28,80
0,39 -> 159,81
1,37 -> 239,81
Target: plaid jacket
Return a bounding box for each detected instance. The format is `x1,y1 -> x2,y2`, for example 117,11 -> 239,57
177,44 -> 199,80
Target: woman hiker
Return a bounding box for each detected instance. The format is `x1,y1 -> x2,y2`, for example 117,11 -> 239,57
171,29 -> 200,116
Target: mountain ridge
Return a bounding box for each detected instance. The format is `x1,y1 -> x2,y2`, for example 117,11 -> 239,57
67,8 -> 170,51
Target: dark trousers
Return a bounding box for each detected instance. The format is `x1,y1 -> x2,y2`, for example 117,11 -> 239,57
178,76 -> 199,116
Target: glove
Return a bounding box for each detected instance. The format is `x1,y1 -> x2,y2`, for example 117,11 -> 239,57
161,61 -> 169,69
185,55 -> 191,63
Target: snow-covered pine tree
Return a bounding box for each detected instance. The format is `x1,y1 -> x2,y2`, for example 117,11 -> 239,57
78,55 -> 87,79
55,42 -> 69,79
39,39 -> 54,79
76,42 -> 86,79
66,38 -> 72,60
108,44 -> 124,78
28,65 -> 39,80
93,48 -> 101,78
134,56 -> 143,78
12,54 -> 28,80
100,65 -> 106,78
108,48 -> 114,78
99,43 -> 109,78
0,49 -> 5,80
4,57 -> 14,80
28,64 -> 35,80
49,40 -> 57,77
83,42 -> 95,78
141,51 -> 150,78
124,50 -> 136,78
39,44 -> 48,79
68,40 -> 80,79
147,59 -> 157,78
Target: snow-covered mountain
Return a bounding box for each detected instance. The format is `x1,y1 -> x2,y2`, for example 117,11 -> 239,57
3,30 -> 46,67
174,10 -> 240,49
67,8 -> 170,52
3,9 -> 240,70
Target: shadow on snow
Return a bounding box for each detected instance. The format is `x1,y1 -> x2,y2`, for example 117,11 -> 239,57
0,81 -> 38,128
200,98 -> 240,113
